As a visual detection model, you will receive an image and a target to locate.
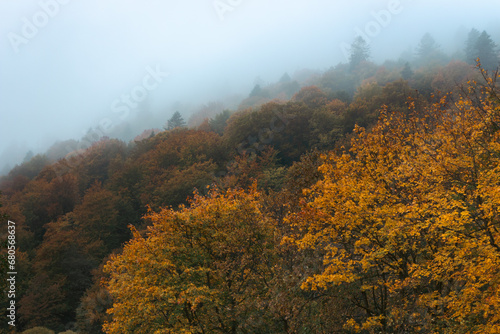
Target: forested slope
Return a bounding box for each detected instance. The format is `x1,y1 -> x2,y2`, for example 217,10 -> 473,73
1,30 -> 500,332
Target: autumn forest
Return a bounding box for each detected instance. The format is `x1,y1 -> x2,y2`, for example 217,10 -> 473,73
2,29 -> 500,333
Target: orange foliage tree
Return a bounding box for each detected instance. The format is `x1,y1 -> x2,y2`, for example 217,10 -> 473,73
103,185 -> 277,333
286,73 -> 500,333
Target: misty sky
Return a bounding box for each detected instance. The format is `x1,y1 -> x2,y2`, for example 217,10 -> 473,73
1,0 -> 500,173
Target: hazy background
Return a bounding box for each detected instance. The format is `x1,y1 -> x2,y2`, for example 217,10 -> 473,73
1,0 -> 499,174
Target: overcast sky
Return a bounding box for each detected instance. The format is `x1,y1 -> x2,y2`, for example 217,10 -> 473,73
1,0 -> 500,173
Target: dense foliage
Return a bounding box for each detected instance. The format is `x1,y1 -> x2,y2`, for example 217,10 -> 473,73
1,31 -> 500,333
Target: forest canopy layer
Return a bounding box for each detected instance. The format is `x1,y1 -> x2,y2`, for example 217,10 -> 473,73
1,30 -> 500,333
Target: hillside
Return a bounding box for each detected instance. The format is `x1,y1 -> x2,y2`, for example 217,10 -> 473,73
1,30 -> 500,332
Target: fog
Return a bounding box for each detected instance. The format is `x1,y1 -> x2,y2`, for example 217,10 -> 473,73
1,0 -> 499,174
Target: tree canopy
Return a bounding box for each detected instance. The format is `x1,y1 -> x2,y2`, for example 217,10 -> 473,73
165,111 -> 186,130
286,72 -> 500,333
1,31 -> 499,333
349,36 -> 370,71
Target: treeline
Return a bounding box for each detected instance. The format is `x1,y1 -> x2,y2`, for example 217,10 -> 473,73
0,30 -> 499,333
235,29 -> 499,112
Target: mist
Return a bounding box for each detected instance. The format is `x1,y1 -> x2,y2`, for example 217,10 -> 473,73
1,0 -> 499,174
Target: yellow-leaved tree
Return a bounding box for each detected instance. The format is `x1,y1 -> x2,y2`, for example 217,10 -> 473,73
286,71 -> 500,333
103,185 -> 277,334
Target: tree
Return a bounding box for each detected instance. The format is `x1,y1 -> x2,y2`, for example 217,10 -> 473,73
224,101 -> 303,164
19,219 -> 95,331
318,64 -> 357,98
475,30 -> 499,71
187,101 -> 225,128
23,150 -> 34,163
249,84 -> 270,98
104,185 -> 278,333
7,154 -> 49,181
165,111 -> 186,130
465,28 -> 481,64
208,109 -> 231,135
72,182 -> 131,259
465,29 -> 499,71
280,80 -> 300,99
71,138 -> 128,192
430,60 -> 480,95
401,62 -> 413,80
20,178 -> 52,242
75,264 -> 113,334
249,84 -> 261,97
286,75 -> 500,333
279,72 -> 291,83
416,32 -> 439,58
349,36 -> 370,71
415,33 -> 447,67
344,82 -> 383,129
